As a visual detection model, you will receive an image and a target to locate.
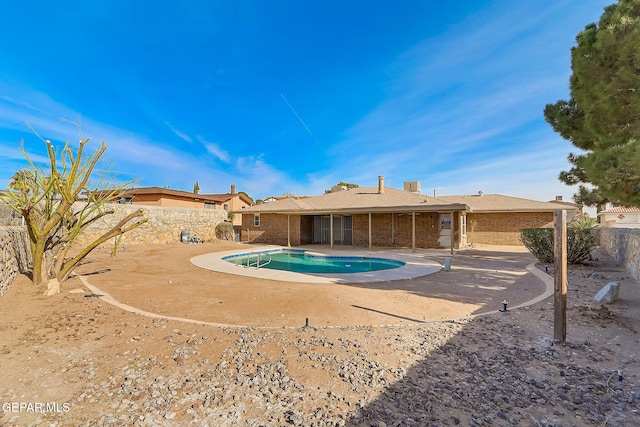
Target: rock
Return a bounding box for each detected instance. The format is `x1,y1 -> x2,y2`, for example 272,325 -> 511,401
594,281 -> 620,303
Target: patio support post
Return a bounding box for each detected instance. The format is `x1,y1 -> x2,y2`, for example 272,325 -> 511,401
392,213 -> 396,247
287,214 -> 291,248
412,212 -> 416,252
450,211 -> 455,255
330,214 -> 334,249
368,212 -> 372,251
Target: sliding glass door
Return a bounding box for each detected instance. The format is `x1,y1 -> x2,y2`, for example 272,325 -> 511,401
313,215 -> 352,245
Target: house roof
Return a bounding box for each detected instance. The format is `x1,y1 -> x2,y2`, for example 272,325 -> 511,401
236,186 -> 574,215
123,186 -> 254,205
434,193 -> 578,213
599,206 -> 640,214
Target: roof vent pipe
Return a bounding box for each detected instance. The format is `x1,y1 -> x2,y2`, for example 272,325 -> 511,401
478,191 -> 484,197
433,189 -> 437,197
378,176 -> 385,194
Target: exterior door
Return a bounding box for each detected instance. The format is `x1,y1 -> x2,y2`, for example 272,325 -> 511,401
439,213 -> 451,247
313,215 -> 352,245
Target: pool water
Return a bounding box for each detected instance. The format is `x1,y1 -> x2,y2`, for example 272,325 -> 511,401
223,250 -> 405,274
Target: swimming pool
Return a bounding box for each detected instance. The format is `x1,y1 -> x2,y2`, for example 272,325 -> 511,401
223,249 -> 405,274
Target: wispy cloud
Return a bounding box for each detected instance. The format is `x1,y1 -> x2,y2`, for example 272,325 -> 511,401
0,0 -> 610,200
235,155 -> 292,197
197,135 -> 231,163
322,0 -> 594,199
0,81 -> 300,196
164,121 -> 193,143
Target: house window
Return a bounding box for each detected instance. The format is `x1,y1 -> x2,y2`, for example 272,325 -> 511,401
118,197 -> 133,204
223,203 -> 229,211
204,202 -> 215,209
461,214 -> 467,237
254,214 -> 260,226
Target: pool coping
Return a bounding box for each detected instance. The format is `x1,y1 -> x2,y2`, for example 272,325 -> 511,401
190,245 -> 442,283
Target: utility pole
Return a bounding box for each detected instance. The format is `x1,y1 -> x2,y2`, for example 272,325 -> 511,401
554,210 -> 567,343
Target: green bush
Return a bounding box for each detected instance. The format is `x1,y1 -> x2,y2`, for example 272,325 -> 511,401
521,228 -> 555,263
520,226 -> 595,264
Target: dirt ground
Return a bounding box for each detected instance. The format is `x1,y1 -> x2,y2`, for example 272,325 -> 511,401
0,241 -> 638,426
67,242 -> 545,328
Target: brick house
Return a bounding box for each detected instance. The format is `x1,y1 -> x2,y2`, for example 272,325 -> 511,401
237,176 -> 577,250
117,185 -> 253,227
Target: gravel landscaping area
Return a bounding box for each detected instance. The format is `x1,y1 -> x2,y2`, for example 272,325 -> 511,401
0,242 -> 638,426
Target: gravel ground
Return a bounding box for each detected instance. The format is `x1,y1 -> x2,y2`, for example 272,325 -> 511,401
0,246 -> 638,427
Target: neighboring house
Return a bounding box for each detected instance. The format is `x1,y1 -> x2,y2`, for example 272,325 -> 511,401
262,195 -> 310,204
547,196 -> 584,215
117,185 -> 253,227
598,206 -> 640,228
235,176 -> 577,249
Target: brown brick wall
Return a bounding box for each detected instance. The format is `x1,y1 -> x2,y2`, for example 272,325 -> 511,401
466,212 -> 554,246
242,213 -> 302,246
346,213 -> 440,248
242,211 -> 555,248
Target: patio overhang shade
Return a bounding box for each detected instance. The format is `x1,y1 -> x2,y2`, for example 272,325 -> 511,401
234,203 -> 470,216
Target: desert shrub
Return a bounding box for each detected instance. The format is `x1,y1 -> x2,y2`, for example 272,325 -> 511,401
521,226 -> 595,264
215,221 -> 234,240
570,213 -> 598,229
521,228 -> 555,263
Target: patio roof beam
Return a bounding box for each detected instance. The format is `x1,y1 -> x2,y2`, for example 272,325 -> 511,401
237,203 -> 470,216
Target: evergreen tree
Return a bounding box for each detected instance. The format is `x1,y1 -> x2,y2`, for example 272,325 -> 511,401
544,0 -> 640,208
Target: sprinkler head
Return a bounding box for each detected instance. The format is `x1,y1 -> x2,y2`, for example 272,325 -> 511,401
499,299 -> 509,312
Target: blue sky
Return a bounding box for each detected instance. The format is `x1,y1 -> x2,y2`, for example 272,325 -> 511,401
0,0 -> 612,202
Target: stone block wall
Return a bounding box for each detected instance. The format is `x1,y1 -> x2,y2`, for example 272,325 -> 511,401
0,205 -> 226,296
0,201 -> 22,226
595,227 -> 640,282
70,203 -> 228,247
0,226 -> 31,296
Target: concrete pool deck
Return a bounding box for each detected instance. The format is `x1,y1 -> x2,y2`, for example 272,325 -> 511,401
190,245 -> 443,283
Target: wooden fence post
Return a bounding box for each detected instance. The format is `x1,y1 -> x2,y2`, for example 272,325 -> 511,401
554,210 -> 567,343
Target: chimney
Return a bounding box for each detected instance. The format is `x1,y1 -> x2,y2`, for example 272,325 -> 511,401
230,184 -> 236,195
433,189 -> 437,197
478,191 -> 484,197
555,195 -> 563,201
403,181 -> 421,193
378,176 -> 385,194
